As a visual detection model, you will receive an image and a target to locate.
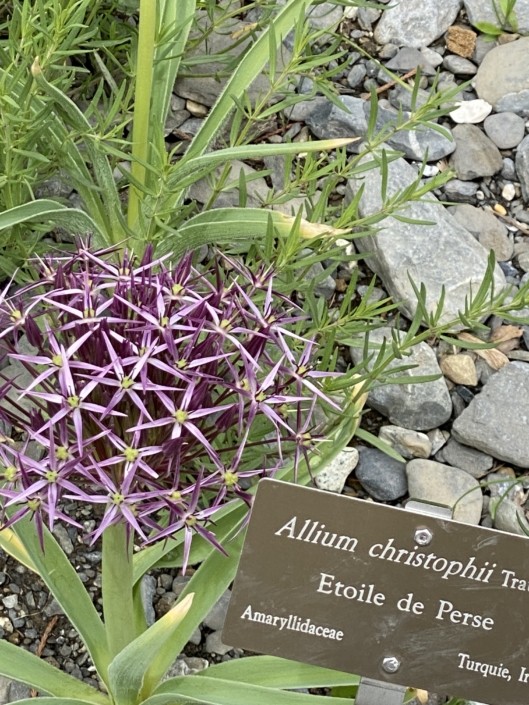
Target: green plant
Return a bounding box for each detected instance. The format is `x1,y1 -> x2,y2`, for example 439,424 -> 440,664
474,0 -> 518,38
0,244 -> 368,704
0,0 -> 467,280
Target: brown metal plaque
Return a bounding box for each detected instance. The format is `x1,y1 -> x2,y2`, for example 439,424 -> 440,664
223,479 -> 529,705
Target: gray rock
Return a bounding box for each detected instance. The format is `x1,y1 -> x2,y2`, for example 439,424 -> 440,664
203,589 -> 231,631
205,630 -> 233,655
141,574 -> 157,627
358,6 -> 381,29
0,677 -> 32,704
188,160 -> 268,209
516,135 -> 529,202
347,64 -> 367,88
406,459 -> 483,524
166,656 -> 209,679
345,155 -> 505,325
452,362 -> 529,467
374,0 -> 462,49
286,97 -> 328,122
315,447 -> 359,492
442,438 -> 494,478
493,497 -> 529,536
172,575 -> 191,597
355,447 -> 408,501
156,592 -> 177,616
451,204 -> 513,261
52,524 -> 74,555
449,124 -> 503,180
443,179 -> 479,202
488,471 -> 522,501
307,94 -> 454,160
389,84 -> 430,111
306,95 -> 367,153
502,157 -> 517,181
44,598 -> 64,617
378,425 -> 432,459
385,47 -> 436,75
464,0 -> 529,35
34,176 -> 73,200
442,55 -> 477,75
473,36 -> 496,65
306,1 -> 343,31
350,328 -> 452,431
363,102 -> 455,161
174,13 -> 290,107
483,112 -> 526,149
2,595 -> 17,610
475,38 -> 529,115
379,44 -> 399,60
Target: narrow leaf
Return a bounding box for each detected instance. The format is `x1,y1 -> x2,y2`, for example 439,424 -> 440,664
0,639 -> 109,704
199,656 -> 361,689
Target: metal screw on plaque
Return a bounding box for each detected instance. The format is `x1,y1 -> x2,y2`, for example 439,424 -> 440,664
414,527 -> 433,546
381,656 -> 401,674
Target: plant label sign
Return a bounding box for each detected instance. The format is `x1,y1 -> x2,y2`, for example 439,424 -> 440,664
223,478 -> 529,705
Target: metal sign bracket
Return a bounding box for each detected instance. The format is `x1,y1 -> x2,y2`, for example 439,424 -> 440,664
355,498 -> 453,705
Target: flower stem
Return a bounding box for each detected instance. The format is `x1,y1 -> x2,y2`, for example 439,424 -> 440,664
102,522 -> 136,660
128,0 -> 157,232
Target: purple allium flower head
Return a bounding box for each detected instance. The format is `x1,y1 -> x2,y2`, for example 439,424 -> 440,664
0,245 -> 336,568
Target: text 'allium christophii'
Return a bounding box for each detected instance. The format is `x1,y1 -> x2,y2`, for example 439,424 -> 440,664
0,245 -> 336,566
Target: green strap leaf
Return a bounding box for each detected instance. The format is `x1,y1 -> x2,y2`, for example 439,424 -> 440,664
150,676 -> 354,705
0,639 -> 109,704
0,525 -> 36,572
169,139 -> 354,190
197,656 -> 361,689
156,208 -> 294,257
108,594 -> 194,705
182,0 -> 312,162
12,517 -> 110,684
8,700 -> 98,705
0,201 -> 106,244
139,526 -> 246,700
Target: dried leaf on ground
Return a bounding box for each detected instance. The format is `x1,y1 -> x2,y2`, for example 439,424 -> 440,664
490,325 -> 523,353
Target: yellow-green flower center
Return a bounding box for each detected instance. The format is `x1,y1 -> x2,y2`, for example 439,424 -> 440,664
174,409 -> 188,424
3,465 -> 17,482
56,446 -> 69,461
28,499 -> 40,512
177,359 -> 187,369
83,308 -> 95,318
223,471 -> 239,487
169,490 -> 182,501
121,376 -> 134,389
256,391 -> 267,402
220,319 -> 231,331
123,447 -> 139,463
67,395 -> 80,408
186,515 -> 197,527
111,492 -> 125,505
52,354 -> 63,367
172,283 -> 184,295
10,310 -> 22,322
45,470 -> 58,483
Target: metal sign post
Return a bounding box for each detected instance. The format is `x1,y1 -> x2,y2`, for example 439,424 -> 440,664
355,499 -> 453,705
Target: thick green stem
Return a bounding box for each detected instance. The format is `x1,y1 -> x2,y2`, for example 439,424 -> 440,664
128,0 -> 157,231
102,522 -> 136,660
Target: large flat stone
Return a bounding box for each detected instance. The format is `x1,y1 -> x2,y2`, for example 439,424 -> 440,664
475,38 -> 529,115
350,327 -> 452,431
375,0 -> 462,49
452,362 -> 529,468
345,153 -> 506,325
407,459 -> 483,524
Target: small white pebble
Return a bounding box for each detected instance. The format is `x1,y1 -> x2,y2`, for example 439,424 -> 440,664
502,183 -> 516,201
422,164 -> 439,177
